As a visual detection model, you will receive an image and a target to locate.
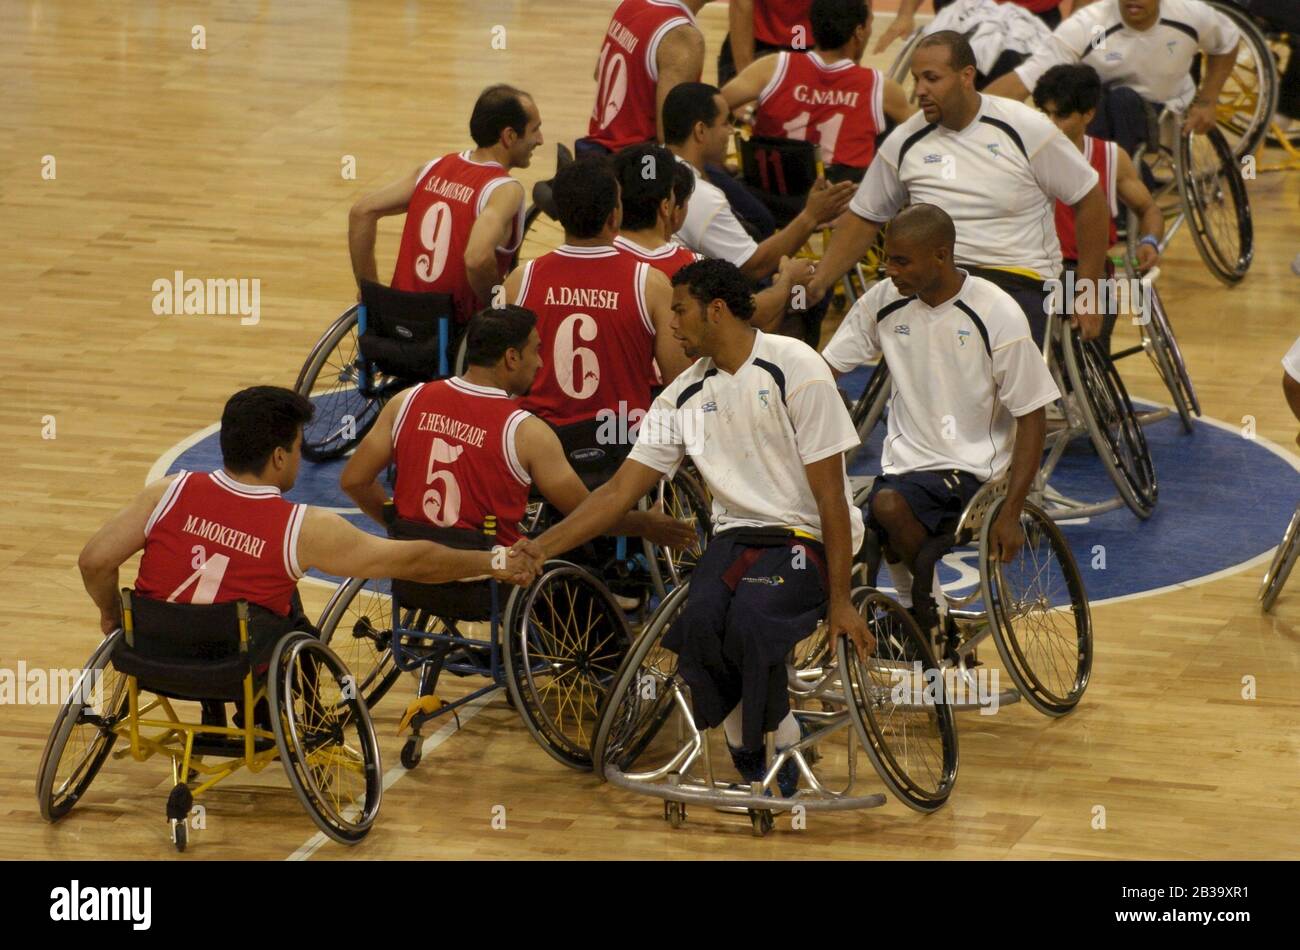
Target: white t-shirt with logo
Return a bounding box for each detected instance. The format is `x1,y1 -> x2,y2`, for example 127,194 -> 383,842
822,272 -> 1061,480
672,155 -> 759,268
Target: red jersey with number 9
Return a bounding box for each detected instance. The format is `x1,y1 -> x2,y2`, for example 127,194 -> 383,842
390,378 -> 532,546
752,51 -> 885,169
514,245 -> 656,427
134,471 -> 305,617
391,151 -> 525,322
587,0 -> 700,152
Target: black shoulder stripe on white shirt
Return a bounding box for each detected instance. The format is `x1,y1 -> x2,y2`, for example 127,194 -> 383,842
1159,17 -> 1199,43
977,117 -> 1028,160
1079,22 -> 1124,59
953,301 -> 992,357
897,122 -> 940,165
675,368 -> 719,408
876,295 -> 916,322
752,358 -> 788,405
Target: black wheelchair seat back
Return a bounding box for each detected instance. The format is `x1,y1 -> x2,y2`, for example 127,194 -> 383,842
739,135 -> 820,228
387,517 -> 495,621
550,416 -> 632,492
114,594 -> 306,702
357,279 -> 456,382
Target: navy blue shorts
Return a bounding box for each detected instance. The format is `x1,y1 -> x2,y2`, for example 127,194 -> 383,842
866,469 -> 984,539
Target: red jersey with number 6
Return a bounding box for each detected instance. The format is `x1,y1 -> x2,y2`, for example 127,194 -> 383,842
390,378 -> 531,545
587,0 -> 700,153
391,151 -> 525,322
514,244 -> 656,427
1055,135 -> 1119,262
752,51 -> 885,169
134,471 -> 305,617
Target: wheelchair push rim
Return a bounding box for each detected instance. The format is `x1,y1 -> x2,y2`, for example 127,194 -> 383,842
269,633 -> 383,844
1260,503 -> 1300,613
1141,281 -> 1200,430
979,498 -> 1093,717
1204,1 -> 1280,159
316,577 -> 402,709
503,562 -> 633,771
1176,127 -> 1253,286
37,630 -> 129,822
841,588 -> 959,813
643,468 -> 712,598
850,360 -> 890,445
294,306 -> 388,462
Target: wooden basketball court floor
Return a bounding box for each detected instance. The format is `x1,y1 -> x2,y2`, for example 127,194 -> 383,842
2,0 -> 1298,860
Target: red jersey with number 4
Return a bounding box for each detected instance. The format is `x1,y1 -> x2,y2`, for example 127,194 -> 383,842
391,378 -> 531,546
587,0 -> 700,152
753,0 -> 814,47
134,471 -> 305,617
752,51 -> 885,169
1055,135 -> 1119,262
514,244 -> 656,427
613,235 -> 699,278
391,151 -> 525,322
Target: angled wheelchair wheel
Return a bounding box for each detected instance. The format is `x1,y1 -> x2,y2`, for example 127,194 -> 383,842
295,306 -> 388,461
37,631 -> 129,822
316,578 -> 402,709
886,29 -> 923,104
1176,127 -> 1252,285
1260,503 -> 1300,613
1062,326 -> 1157,519
1204,1 -> 1279,159
503,562 -> 633,770
980,498 -> 1093,717
850,361 -> 890,444
840,588 -> 958,813
1141,282 -> 1200,432
643,467 -> 712,597
269,633 -> 383,844
590,583 -> 690,776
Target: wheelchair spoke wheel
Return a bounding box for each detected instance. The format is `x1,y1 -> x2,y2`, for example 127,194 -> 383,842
841,589 -> 958,812
1176,128 -> 1252,285
1063,328 -> 1157,518
316,578 -> 401,709
37,631 -> 129,822
591,583 -> 690,776
294,307 -> 387,461
269,634 -> 383,844
644,468 -> 712,597
851,361 -> 890,444
503,563 -> 632,770
1204,2 -> 1279,159
1260,503 -> 1300,613
1141,284 -> 1198,432
980,499 -> 1092,716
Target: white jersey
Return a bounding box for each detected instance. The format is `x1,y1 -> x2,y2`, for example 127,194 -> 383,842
672,155 -> 759,268
1284,335 -> 1300,385
1014,0 -> 1241,111
849,94 -> 1098,280
822,272 -> 1061,480
630,330 -> 864,551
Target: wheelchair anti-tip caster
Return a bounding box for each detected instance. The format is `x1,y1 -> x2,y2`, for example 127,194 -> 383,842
664,801 -> 686,828
400,736 -> 423,770
748,808 -> 775,837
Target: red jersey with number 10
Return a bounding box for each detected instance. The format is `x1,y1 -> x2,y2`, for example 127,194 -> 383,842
391,151 -> 525,323
752,51 -> 885,169
753,0 -> 814,47
514,245 -> 656,427
587,0 -> 700,152
391,378 -> 531,546
1055,135 -> 1119,262
134,471 -> 305,617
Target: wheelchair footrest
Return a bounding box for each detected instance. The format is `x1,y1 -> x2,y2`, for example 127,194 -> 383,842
397,694 -> 458,736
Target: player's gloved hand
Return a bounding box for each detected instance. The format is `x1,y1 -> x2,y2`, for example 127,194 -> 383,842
640,501 -> 698,549
873,13 -> 916,54
802,178 -> 856,230
829,596 -> 875,659
987,508 -> 1026,563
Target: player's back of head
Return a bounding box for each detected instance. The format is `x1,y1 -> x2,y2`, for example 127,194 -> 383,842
553,156 -> 620,239
1032,63 -> 1102,116
613,144 -> 677,231
220,386 -> 314,474
469,84 -> 532,147
811,0 -> 869,50
464,305 -> 537,367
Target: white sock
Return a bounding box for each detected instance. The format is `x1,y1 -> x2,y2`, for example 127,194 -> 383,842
775,712 -> 800,749
886,559 -> 913,607
722,703 -> 744,748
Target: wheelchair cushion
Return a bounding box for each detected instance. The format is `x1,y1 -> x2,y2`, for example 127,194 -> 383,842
387,519 -> 495,621
357,280 -> 456,381
551,416 -> 631,491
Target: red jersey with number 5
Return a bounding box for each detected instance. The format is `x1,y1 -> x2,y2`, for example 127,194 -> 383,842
390,378 -> 531,545
514,244 -> 656,427
752,51 -> 885,169
1055,135 -> 1119,262
391,151 -> 525,322
134,471 -> 305,616
587,0 -> 700,152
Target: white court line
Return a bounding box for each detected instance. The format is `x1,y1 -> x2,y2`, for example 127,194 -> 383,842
286,689 -> 502,861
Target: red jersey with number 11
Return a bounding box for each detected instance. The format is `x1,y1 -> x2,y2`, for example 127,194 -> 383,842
391,151 -> 524,322
514,245 -> 656,427
134,471 -> 305,617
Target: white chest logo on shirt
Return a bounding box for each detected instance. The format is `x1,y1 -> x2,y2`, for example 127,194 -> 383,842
758,388 -> 770,409
894,324 -> 911,336
1165,41 -> 1176,54
923,153 -> 943,164
702,401 -> 718,413
986,142 -> 1001,159
1105,51 -> 1122,62
957,329 -> 970,348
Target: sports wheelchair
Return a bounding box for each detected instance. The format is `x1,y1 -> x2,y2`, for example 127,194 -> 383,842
295,279 -> 467,462
1204,0 -> 1283,160
852,309 -> 1158,521
1260,501 -> 1300,613
589,565 -> 959,836
36,591 -> 382,851
316,460 -> 712,773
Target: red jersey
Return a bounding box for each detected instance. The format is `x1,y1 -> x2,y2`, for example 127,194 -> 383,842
391,378 -> 531,546
588,0 -> 700,152
753,0 -> 814,48
1000,0 -> 1061,13
391,151 -> 525,323
1055,135 -> 1119,262
752,51 -> 885,169
613,235 -> 699,278
135,471 -> 304,617
514,244 -> 657,427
